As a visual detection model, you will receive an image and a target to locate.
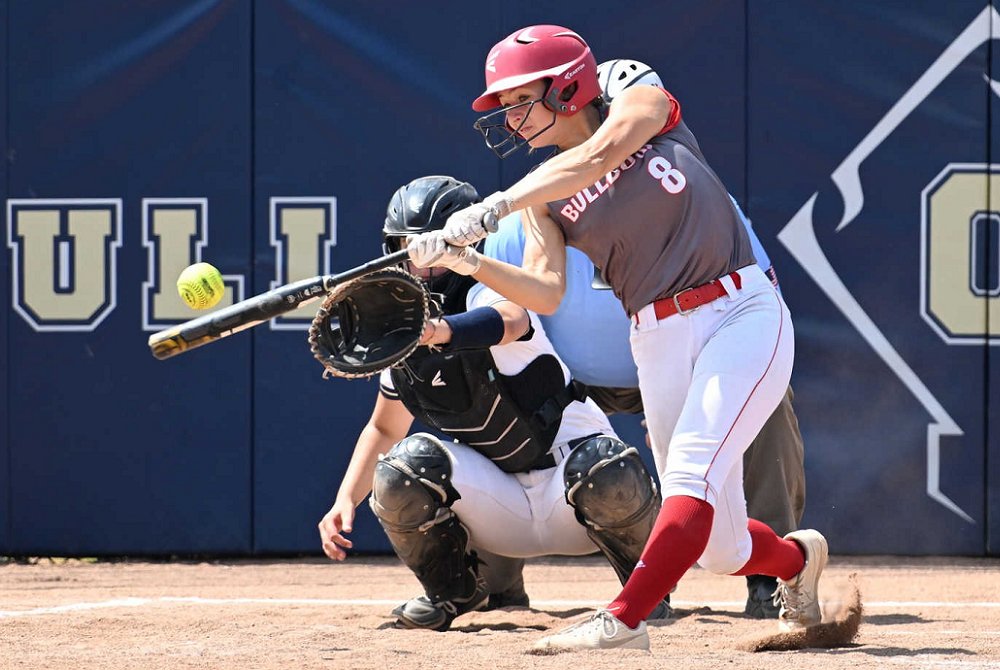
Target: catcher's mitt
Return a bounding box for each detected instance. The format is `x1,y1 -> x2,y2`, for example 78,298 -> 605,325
308,267 -> 430,379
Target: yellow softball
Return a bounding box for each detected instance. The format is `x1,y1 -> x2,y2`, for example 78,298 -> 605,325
177,262 -> 225,310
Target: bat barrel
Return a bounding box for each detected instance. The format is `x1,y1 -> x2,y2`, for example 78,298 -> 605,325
148,249 -> 411,360
148,277 -> 326,360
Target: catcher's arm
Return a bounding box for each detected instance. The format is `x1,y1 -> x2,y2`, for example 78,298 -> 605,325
421,300 -> 530,348
320,391 -> 414,561
148,249 -> 410,360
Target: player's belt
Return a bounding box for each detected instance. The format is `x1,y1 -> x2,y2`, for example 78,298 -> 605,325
531,431 -> 603,471
640,270 -> 743,323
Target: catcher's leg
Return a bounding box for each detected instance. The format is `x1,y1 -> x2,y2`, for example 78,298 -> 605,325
369,433 -> 488,631
472,548 -> 530,609
742,385 -> 806,618
563,435 -> 671,619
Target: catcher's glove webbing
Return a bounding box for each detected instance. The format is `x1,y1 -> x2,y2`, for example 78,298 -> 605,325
308,267 -> 430,379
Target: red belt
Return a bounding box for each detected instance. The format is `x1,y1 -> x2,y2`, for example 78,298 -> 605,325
638,271 -> 743,324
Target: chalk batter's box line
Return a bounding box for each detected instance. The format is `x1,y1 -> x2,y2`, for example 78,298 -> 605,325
1,596 -> 999,618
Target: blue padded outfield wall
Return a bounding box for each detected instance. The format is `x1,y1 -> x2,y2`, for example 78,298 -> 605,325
1,0 -> 998,556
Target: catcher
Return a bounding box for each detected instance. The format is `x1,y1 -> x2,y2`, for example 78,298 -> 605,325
314,175 -> 668,632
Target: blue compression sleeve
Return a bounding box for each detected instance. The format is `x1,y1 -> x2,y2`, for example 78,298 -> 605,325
442,306 -> 506,351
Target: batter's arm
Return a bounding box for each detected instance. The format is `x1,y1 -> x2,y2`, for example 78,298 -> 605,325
503,85 -> 673,210
470,204 -> 567,315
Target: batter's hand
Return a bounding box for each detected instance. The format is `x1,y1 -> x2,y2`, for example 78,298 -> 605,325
406,232 -> 482,275
442,191 -> 513,247
318,500 -> 355,561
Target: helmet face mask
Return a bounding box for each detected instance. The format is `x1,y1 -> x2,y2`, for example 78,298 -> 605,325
474,97 -> 558,159
382,235 -> 449,287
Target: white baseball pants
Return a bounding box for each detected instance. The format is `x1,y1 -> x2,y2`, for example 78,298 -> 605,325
630,264 -> 794,574
442,440 -> 600,559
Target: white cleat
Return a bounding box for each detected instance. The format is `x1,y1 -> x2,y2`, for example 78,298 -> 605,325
532,609 -> 649,652
775,529 -> 829,631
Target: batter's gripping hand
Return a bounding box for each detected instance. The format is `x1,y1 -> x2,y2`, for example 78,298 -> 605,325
407,231 -> 482,275
442,191 -> 513,247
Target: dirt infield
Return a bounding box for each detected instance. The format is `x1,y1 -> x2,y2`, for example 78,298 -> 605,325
2,555 -> 999,670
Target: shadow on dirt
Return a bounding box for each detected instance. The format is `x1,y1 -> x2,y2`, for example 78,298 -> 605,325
861,613 -> 933,625
853,646 -> 976,657
453,622 -> 548,633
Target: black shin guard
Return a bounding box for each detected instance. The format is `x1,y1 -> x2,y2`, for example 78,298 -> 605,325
369,433 -> 480,603
564,435 -> 661,586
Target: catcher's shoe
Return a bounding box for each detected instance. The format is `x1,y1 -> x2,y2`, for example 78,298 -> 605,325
775,529 -> 828,631
392,573 -> 489,632
485,584 -> 530,610
647,594 -> 672,620
744,574 -> 780,619
532,609 -> 649,652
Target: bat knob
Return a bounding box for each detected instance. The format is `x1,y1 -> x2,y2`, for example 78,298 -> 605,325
483,210 -> 499,234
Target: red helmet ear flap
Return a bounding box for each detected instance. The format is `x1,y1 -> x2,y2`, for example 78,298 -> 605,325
543,80 -> 581,114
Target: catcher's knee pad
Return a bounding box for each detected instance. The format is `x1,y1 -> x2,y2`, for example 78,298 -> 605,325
370,432 -> 459,532
564,435 -> 661,586
370,433 -> 476,603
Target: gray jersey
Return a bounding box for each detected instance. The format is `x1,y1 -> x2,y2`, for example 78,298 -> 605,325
546,113 -> 755,317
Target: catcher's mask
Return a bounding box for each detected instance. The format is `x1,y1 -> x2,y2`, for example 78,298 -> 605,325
383,175 -> 481,299
472,25 -> 601,159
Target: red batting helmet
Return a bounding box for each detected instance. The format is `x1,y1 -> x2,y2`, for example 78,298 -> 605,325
472,25 -> 600,115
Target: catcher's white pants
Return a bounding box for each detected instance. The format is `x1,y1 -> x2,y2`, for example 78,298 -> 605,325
443,441 -> 599,559
630,264 -> 794,575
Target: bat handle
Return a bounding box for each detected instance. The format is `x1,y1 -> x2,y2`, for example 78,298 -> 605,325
321,249 -> 410,290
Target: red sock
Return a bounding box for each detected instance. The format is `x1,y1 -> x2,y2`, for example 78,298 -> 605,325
731,519 -> 806,580
607,495 -> 714,629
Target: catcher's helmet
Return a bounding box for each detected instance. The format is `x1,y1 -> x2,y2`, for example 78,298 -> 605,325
472,26 -> 601,158
383,176 -> 481,255
383,175 -> 481,309
596,59 -> 663,104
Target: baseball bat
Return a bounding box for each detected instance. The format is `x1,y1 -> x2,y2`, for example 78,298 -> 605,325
148,249 -> 410,360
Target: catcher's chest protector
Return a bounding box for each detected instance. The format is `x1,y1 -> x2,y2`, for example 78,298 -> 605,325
391,348 -> 578,473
